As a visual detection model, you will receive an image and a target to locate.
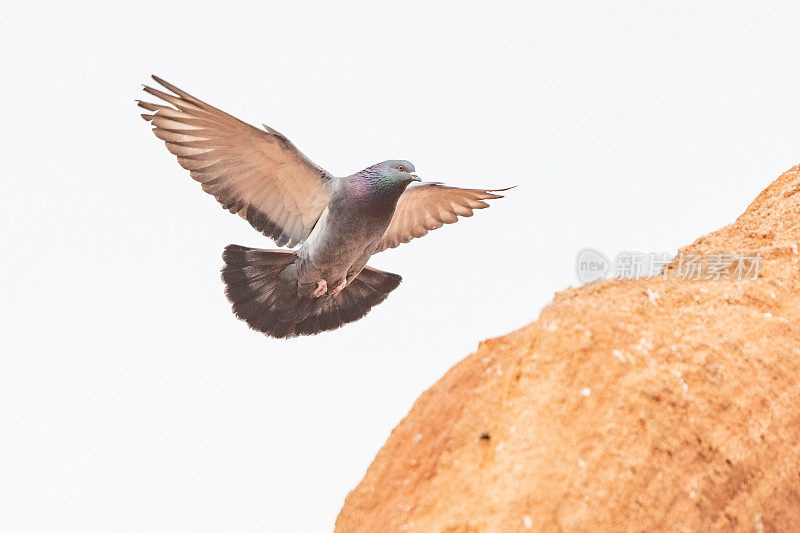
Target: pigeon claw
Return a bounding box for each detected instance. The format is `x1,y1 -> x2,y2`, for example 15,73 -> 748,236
328,278 -> 347,297
312,279 -> 328,298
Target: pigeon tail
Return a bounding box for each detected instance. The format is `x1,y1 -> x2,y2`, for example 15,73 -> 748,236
221,245 -> 401,338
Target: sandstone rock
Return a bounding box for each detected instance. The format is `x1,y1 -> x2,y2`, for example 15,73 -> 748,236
336,166 -> 800,532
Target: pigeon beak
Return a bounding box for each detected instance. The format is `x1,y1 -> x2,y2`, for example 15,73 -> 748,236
408,172 -> 421,182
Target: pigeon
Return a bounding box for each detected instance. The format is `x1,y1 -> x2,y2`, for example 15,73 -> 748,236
138,76 -> 508,338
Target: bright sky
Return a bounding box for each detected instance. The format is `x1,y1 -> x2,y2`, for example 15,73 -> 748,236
3,1 -> 800,531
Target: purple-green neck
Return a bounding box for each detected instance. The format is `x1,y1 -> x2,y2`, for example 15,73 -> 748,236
347,167 -> 407,212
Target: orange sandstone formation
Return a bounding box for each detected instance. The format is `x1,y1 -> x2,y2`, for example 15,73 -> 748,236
336,166 -> 800,532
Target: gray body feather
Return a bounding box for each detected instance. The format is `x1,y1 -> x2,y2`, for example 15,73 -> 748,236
296,174 -> 404,295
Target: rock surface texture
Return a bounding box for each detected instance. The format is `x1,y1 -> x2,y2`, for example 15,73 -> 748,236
336,166 -> 800,532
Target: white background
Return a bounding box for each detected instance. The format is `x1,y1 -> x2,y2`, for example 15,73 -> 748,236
2,1 -> 799,531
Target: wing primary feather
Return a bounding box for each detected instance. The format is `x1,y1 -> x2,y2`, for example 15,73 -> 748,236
151,75 -> 214,111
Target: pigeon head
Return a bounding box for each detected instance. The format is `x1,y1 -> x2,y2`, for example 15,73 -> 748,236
350,160 -> 420,201
380,160 -> 419,183
366,160 -> 419,185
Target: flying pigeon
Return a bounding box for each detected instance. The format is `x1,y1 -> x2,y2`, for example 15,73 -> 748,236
138,76 -> 508,338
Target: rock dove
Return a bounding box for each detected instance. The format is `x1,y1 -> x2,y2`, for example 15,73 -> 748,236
138,76 -> 508,338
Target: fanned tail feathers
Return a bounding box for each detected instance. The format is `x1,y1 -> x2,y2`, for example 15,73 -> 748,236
221,245 -> 401,338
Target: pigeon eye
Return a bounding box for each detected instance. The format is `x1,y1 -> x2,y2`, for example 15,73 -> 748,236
398,165 -> 404,172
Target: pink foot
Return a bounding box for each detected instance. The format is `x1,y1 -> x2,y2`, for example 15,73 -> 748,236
329,278 -> 347,297
312,279 -> 328,298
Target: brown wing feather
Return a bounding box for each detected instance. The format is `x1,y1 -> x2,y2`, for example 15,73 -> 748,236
376,183 -> 509,253
138,76 -> 331,247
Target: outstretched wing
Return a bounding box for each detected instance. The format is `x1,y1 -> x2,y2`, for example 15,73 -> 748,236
138,76 -> 331,247
376,183 -> 509,253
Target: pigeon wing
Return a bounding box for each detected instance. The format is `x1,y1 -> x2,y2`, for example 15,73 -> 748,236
375,183 -> 508,253
138,76 -> 331,248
